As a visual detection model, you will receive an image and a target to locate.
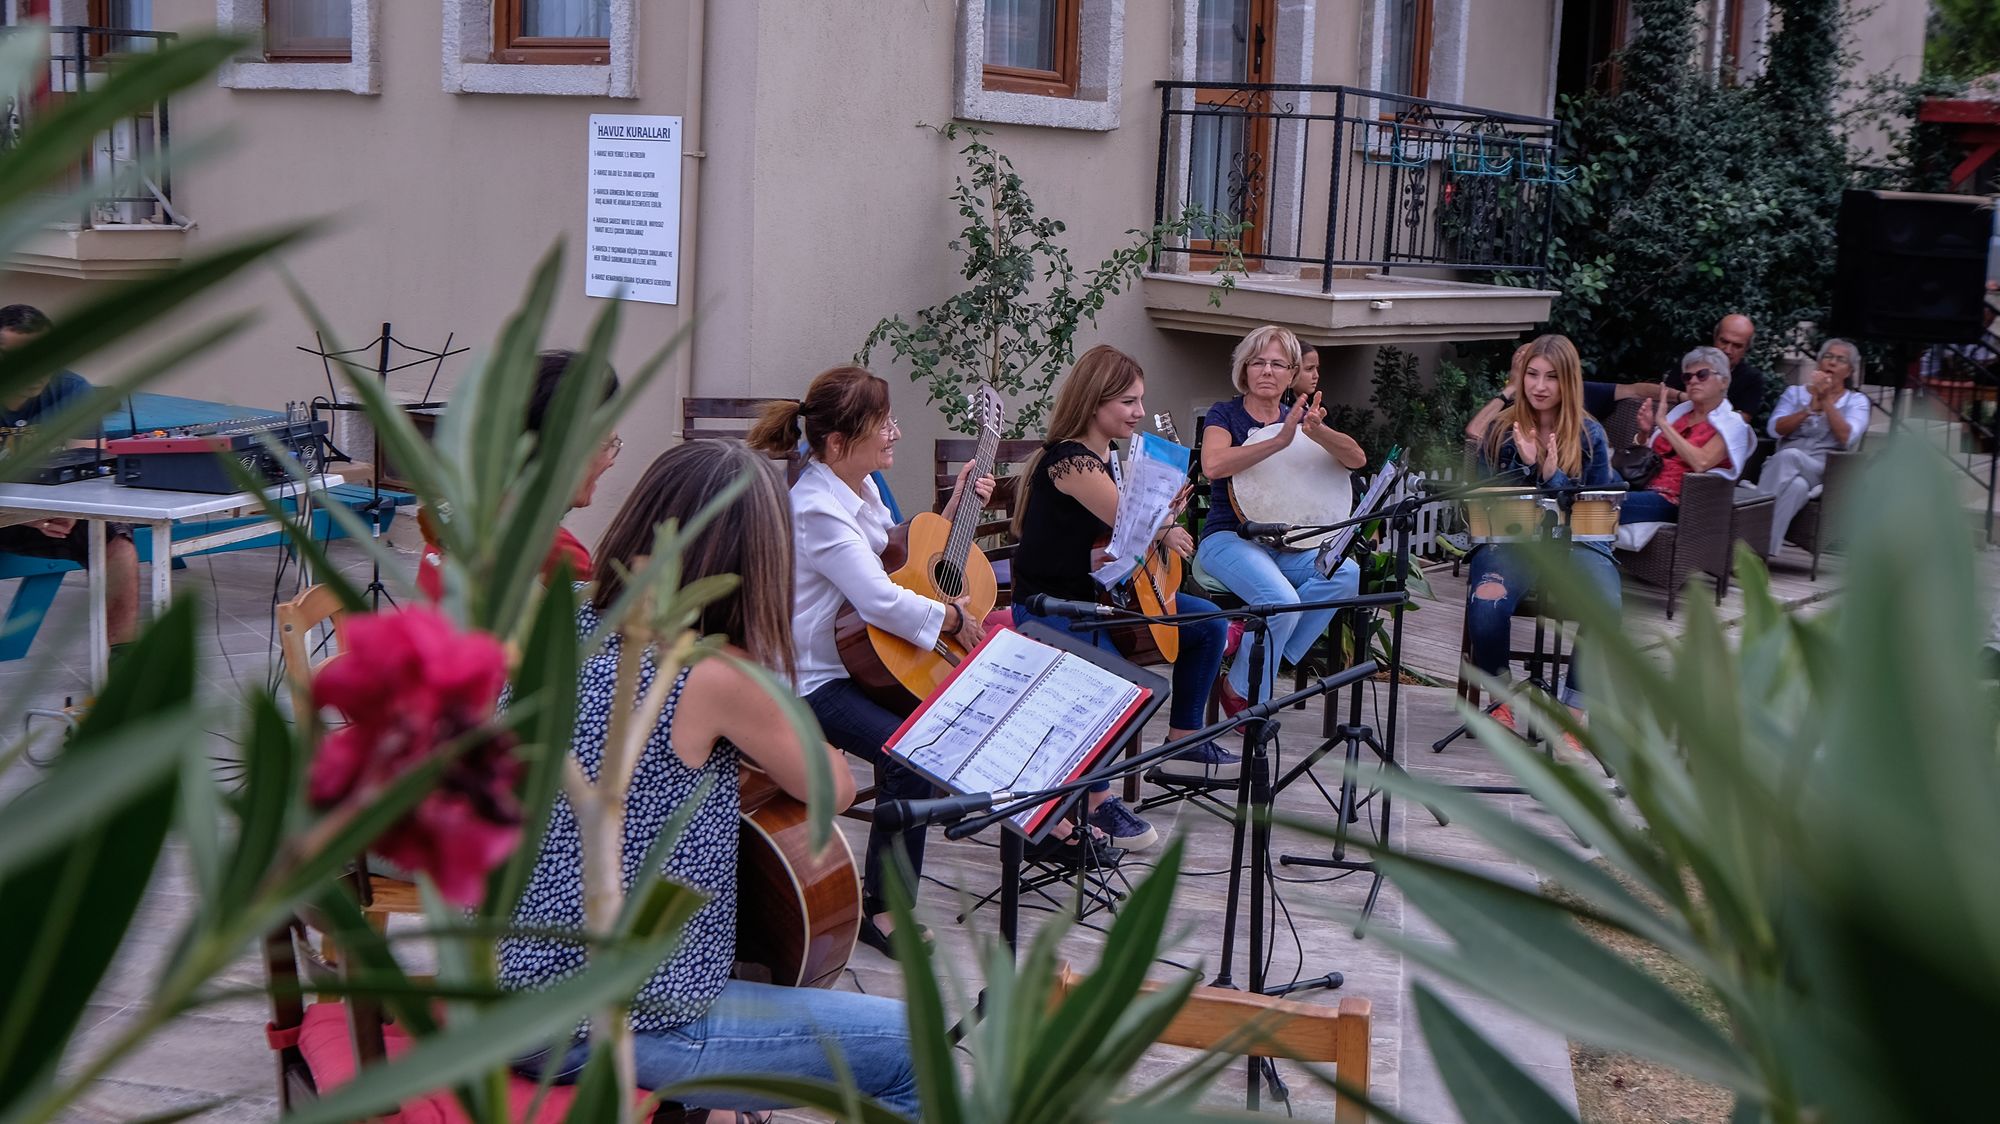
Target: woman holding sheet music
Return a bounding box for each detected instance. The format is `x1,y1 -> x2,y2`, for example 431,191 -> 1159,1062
1196,325 -> 1367,715
1010,345 -> 1234,853
748,366 -> 992,959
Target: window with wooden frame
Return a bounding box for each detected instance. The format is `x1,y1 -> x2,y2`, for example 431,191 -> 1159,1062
982,0 -> 1080,98
492,0 -> 610,66
263,0 -> 351,62
1380,0 -> 1433,99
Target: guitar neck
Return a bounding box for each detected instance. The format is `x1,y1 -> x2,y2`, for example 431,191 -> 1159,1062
943,417 -> 1000,569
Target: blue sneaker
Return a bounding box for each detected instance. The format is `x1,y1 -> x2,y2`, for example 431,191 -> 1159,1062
1170,741 -> 1242,781
1088,796 -> 1159,851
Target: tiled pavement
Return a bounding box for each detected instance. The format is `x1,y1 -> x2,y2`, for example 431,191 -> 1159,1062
9,533 -> 1856,1123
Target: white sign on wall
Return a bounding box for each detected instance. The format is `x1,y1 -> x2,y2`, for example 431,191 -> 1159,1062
585,114 -> 684,305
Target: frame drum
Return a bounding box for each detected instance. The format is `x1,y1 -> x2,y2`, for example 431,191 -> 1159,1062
1228,422 -> 1353,550
1464,489 -> 1548,544
1567,490 -> 1625,542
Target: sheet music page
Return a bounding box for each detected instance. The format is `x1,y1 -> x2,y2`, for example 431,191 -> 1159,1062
1317,461 -> 1404,577
1096,431 -> 1191,587
887,629 -> 1143,820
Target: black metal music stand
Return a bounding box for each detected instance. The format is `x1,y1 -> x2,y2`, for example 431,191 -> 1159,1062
299,322 -> 466,610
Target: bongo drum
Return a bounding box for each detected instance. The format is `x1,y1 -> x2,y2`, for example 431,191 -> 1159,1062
1566,490 -> 1625,542
1464,489 -> 1549,544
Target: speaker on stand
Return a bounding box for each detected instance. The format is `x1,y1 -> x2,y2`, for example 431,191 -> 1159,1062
1830,189 -> 1995,428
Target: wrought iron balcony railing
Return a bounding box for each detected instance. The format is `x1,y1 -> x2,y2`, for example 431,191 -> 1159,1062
2,25 -> 183,229
1151,82 -> 1567,290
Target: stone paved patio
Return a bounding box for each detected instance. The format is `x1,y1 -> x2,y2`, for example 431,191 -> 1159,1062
0,519 -> 1914,1122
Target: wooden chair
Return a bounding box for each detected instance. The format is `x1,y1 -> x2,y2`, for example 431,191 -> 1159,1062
1054,966 -> 1371,1123
275,585 -> 421,929
934,436 -> 1043,608
1777,446 -> 1863,580
1604,398 -> 1775,617
679,396 -> 786,443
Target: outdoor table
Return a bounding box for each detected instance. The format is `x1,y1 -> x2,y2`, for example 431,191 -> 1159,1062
0,473 -> 343,682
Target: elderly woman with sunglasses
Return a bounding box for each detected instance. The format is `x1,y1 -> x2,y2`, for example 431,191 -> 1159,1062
1760,338 -> 1870,556
1618,346 -> 1755,525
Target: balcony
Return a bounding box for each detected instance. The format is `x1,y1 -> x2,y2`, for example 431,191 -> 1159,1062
2,25 -> 189,281
1143,81 -> 1566,343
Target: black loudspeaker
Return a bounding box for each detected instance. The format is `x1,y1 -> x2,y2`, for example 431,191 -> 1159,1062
1831,189 -> 1992,344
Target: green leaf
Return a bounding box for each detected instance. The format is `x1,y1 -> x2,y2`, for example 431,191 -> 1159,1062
1367,852 -> 1760,1094
1412,984 -> 1580,1123
883,861 -> 964,1124
560,1045 -> 626,1122
0,227 -> 312,447
0,601 -> 198,1097
279,882 -> 703,1124
653,1075 -> 910,1124
218,693 -> 302,915
0,34 -> 246,213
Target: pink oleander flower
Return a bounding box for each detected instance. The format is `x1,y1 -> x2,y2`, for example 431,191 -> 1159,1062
307,606 -> 521,906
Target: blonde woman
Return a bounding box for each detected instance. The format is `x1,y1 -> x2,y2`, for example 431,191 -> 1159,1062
1467,334 -> 1620,730
1196,325 -> 1366,713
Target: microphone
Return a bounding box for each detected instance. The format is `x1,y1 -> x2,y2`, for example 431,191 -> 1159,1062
874,791 -> 1013,832
1239,520 -> 1293,540
1022,593 -> 1113,620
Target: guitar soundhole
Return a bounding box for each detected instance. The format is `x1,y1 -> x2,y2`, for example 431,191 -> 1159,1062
932,559 -> 966,599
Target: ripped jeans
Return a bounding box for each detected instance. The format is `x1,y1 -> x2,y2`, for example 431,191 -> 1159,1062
1464,543 -> 1621,708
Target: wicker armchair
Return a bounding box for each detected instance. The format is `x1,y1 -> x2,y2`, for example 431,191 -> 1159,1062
1778,447 -> 1863,580
1605,399 -> 1775,617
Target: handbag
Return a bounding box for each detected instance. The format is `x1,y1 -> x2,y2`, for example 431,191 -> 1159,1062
1612,443 -> 1662,488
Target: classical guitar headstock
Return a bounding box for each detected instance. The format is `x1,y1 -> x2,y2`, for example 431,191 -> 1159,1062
970,384 -> 1005,437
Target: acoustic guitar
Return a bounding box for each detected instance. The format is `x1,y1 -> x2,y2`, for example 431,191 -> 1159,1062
1100,413 -> 1189,666
735,764 -> 860,990
835,386 -> 1004,708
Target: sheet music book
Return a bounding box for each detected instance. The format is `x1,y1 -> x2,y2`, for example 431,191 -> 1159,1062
884,626 -> 1155,836
1095,431 -> 1191,588
1315,454 -> 1405,579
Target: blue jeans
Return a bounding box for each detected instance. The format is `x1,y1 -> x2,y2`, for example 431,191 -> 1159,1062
1464,543 -> 1620,707
1195,532 -> 1361,701
805,679 -> 934,918
527,979 -> 918,1115
1618,489 -> 1680,524
1012,591 -> 1227,785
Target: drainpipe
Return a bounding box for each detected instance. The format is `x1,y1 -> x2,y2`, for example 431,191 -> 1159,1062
673,0 -> 707,433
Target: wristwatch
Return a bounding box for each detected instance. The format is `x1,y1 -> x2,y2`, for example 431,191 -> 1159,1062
1497,392 -> 1515,408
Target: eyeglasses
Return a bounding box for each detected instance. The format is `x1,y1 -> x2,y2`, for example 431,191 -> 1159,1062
880,416 -> 901,439
1246,359 -> 1297,372
1684,369 -> 1720,383
602,434 -> 623,459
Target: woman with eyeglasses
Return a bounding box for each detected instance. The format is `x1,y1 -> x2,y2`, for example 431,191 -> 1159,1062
1196,324 -> 1367,715
1618,346 -> 1754,525
1759,338 -> 1869,555
748,366 -> 991,961
416,349 -> 621,601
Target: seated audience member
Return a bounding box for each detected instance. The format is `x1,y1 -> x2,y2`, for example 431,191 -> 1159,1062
1711,312 -> 1770,425
1618,346 -> 1753,526
1760,338 -> 1870,556
416,349 -> 621,599
0,303 -> 139,647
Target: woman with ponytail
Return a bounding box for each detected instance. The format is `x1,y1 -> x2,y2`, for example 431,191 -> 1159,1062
747,366 -> 992,959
